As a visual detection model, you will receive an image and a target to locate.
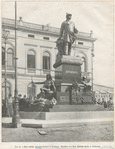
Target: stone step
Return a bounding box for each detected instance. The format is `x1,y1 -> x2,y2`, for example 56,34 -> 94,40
19,110 -> 113,120
49,104 -> 105,112
2,117 -> 113,128
38,111 -> 114,120
22,118 -> 114,128
19,112 -> 41,119
27,105 -> 53,112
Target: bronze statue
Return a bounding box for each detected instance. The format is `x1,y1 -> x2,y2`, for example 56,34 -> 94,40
33,74 -> 56,100
56,13 -> 78,57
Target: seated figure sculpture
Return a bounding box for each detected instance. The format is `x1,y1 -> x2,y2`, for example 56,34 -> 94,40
65,77 -> 92,104
33,74 -> 56,100
81,76 -> 92,92
28,74 -> 57,111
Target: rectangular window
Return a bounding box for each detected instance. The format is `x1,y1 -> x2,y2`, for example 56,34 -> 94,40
2,87 -> 10,100
43,56 -> 50,70
2,52 -> 5,65
27,55 -> 35,68
7,53 -> 13,66
78,42 -> 83,45
28,34 -> 35,38
43,37 -> 50,40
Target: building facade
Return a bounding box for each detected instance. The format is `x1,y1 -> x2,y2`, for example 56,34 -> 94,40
94,84 -> 114,102
2,17 -> 97,99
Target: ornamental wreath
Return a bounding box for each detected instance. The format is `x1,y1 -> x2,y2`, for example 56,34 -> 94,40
50,97 -> 57,106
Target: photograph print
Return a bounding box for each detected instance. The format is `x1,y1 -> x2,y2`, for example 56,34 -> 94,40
1,1 -> 114,143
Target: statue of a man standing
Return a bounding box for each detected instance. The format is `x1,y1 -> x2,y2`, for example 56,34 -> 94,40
57,13 -> 78,56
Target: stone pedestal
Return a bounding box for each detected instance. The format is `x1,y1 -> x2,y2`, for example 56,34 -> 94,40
53,55 -> 82,104
54,56 -> 82,91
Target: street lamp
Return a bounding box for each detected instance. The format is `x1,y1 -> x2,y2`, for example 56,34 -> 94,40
2,29 -> 10,116
12,1 -> 21,128
31,76 -> 34,100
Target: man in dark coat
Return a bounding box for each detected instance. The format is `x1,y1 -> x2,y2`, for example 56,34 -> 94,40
58,13 -> 78,55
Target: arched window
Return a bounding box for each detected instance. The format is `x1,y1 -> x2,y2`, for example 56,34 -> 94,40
2,82 -> 11,100
2,47 -> 5,65
27,50 -> 35,68
43,51 -> 50,70
7,48 -> 14,66
27,83 -> 36,98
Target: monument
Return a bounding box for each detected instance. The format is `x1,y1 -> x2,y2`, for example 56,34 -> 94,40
54,13 -> 84,104
18,14 -> 113,127
19,13 -> 94,112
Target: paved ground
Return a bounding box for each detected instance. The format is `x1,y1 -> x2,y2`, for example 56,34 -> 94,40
2,122 -> 114,142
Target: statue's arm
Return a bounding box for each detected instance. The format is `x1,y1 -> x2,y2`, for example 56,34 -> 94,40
52,81 -> 56,92
74,23 -> 78,34
74,27 -> 78,34
59,23 -> 64,39
54,84 -> 56,92
82,81 -> 87,86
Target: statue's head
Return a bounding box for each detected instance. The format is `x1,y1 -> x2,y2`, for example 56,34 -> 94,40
46,74 -> 52,80
66,13 -> 72,20
9,94 -> 12,98
83,76 -> 87,81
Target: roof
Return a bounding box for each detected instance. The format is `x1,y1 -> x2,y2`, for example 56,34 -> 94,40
2,18 -> 97,42
95,89 -> 114,94
94,83 -> 114,89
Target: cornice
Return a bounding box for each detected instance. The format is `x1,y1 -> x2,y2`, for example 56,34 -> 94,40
40,46 -> 53,49
76,36 -> 97,42
2,71 -> 55,79
73,44 -> 90,50
2,22 -> 97,42
93,83 -> 114,89
2,24 -> 59,37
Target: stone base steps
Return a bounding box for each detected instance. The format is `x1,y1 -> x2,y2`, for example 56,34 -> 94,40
2,117 -> 114,128
22,118 -> 114,128
22,104 -> 106,113
19,111 -> 114,121
49,104 -> 106,112
38,111 -> 113,120
19,112 -> 41,119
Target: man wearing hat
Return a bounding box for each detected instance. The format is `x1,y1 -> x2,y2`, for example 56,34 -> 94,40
58,13 -> 78,55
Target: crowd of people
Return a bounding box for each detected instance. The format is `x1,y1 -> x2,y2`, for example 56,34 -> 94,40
2,91 -> 114,117
2,94 -> 38,117
2,90 -> 58,117
95,95 -> 114,108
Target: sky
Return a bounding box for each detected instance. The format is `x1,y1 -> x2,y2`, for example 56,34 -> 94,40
1,1 -> 114,87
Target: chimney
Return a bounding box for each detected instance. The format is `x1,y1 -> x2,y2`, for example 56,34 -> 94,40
19,16 -> 23,22
90,30 -> 93,37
